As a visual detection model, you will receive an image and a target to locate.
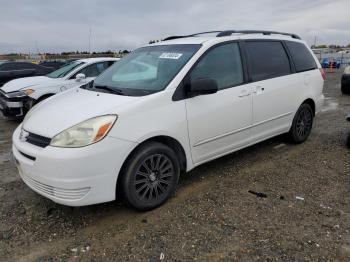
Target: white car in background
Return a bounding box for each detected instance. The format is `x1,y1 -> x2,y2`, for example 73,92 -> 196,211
0,57 -> 119,117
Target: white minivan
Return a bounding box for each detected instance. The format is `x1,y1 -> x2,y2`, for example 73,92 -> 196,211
13,30 -> 324,210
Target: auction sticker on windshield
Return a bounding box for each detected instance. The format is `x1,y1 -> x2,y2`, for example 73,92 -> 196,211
159,53 -> 183,59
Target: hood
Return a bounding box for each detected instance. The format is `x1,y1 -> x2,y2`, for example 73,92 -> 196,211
23,88 -> 141,137
1,76 -> 59,93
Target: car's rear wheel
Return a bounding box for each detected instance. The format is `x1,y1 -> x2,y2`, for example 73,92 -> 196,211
288,103 -> 313,143
121,142 -> 180,211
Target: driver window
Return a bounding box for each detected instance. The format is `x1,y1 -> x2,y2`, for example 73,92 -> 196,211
190,43 -> 243,90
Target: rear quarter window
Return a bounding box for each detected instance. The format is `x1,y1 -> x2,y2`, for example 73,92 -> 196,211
285,41 -> 317,73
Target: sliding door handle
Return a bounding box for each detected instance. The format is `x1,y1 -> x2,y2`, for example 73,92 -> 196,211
238,93 -> 251,98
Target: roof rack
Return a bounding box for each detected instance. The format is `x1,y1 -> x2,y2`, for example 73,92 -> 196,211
217,30 -> 301,39
163,31 -> 223,41
163,30 -> 301,41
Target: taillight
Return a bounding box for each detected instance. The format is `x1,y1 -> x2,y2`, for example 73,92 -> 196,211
319,68 -> 325,80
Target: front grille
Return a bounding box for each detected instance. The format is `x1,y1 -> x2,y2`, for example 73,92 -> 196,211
26,132 -> 51,148
21,173 -> 91,200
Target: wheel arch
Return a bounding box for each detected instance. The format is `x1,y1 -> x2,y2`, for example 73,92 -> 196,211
33,93 -> 55,104
301,98 -> 315,116
116,135 -> 189,196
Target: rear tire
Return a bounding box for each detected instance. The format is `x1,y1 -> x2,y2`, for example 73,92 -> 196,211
288,103 -> 313,144
121,142 -> 180,211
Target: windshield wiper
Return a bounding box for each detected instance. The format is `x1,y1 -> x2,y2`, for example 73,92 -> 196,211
93,85 -> 125,95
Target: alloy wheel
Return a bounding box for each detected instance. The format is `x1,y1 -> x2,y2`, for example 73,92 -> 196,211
296,107 -> 312,138
134,154 -> 174,202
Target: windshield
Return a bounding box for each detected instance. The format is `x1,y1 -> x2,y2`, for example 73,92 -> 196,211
46,61 -> 84,78
92,44 -> 201,96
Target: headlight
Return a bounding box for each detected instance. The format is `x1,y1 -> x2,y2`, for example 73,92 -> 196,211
6,89 -> 34,98
50,115 -> 117,148
6,90 -> 27,98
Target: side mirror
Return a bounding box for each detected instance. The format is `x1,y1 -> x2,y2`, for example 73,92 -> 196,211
75,73 -> 86,82
189,78 -> 218,97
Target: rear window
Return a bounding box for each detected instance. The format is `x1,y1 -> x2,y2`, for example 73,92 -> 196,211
245,41 -> 291,82
285,41 -> 317,73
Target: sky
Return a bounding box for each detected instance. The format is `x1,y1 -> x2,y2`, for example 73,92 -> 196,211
0,0 -> 349,54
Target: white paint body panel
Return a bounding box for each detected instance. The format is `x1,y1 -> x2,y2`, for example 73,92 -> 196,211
13,34 -> 324,206
186,83 -> 253,164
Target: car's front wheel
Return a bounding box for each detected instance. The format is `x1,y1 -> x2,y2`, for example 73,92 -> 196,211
288,103 -> 314,143
121,142 -> 180,211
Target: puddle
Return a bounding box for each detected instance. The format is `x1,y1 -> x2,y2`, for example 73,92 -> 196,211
321,97 -> 339,112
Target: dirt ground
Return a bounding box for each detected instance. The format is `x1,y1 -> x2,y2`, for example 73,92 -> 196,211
0,70 -> 349,261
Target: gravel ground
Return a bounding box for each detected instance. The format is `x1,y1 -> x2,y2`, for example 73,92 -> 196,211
0,70 -> 349,261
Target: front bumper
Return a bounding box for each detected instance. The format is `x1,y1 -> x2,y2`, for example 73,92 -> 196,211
0,91 -> 32,117
12,125 -> 137,206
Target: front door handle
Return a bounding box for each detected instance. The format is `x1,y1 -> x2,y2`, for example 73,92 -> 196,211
238,89 -> 250,98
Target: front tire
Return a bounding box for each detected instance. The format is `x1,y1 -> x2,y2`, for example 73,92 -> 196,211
288,103 -> 314,144
121,142 -> 180,211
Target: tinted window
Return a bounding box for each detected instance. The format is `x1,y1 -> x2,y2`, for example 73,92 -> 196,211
285,41 -> 317,72
245,41 -> 291,81
190,43 -> 243,90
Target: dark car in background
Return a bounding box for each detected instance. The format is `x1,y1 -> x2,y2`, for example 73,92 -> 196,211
341,66 -> 350,94
321,58 -> 341,69
0,61 -> 60,87
38,61 -> 66,70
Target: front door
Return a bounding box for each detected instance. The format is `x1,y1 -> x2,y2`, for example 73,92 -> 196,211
185,42 -> 253,164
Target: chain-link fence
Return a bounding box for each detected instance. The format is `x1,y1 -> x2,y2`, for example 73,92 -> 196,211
313,51 -> 350,68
